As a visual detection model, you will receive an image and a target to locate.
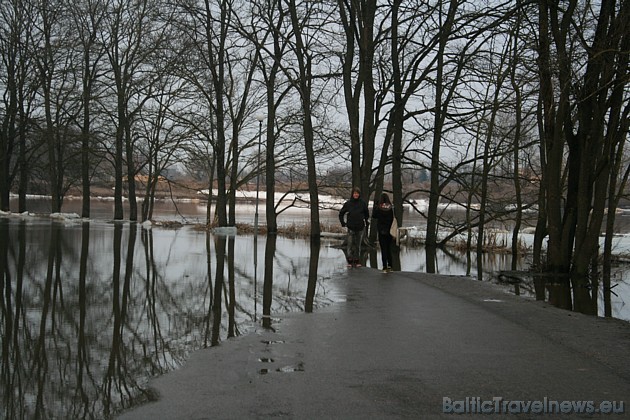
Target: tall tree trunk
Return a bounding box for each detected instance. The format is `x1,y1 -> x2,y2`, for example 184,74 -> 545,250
509,7 -> 524,271
476,133 -> 491,281
288,0 -> 320,238
370,126 -> 392,243
125,124 -> 138,221
39,2 -> 62,213
465,137 -> 479,277
81,85 -> 91,219
477,39 -> 509,281
114,103 -> 125,220
536,0 -> 572,309
1,36 -> 18,212
264,111 -> 277,234
390,0 -> 404,227
337,0 -> 377,194
80,29 -> 98,219
358,0 -> 377,198
228,135 -> 238,227
336,0 -> 361,189
532,99 -> 548,300
426,0 -> 459,272
17,100 -> 28,213
205,0 -> 228,227
259,1 -> 288,235
536,0 -> 629,313
206,155 -> 215,226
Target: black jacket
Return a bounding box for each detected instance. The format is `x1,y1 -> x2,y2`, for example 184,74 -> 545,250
372,202 -> 394,236
339,196 -> 369,232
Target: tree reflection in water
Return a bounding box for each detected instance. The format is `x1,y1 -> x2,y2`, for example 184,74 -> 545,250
0,219 -> 344,419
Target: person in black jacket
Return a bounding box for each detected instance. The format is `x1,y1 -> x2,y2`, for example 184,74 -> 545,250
339,187 -> 369,267
372,192 -> 394,272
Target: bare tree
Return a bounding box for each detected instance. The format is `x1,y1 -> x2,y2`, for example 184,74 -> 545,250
103,0 -> 142,220
224,42 -> 259,227
285,0 -> 338,238
535,0 -> 630,313
425,0 -> 468,272
203,0 -> 230,227
0,0 -> 37,212
70,0 -> 106,218
31,0 -> 88,213
508,3 -> 524,272
173,0 -> 235,227
245,0 -> 293,234
136,74 -> 191,222
102,0 -> 170,221
336,0 -> 378,197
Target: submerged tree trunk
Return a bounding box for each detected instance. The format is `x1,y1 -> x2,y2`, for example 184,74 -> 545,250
264,111 -> 277,234
125,123 -> 138,221
38,3 -> 63,214
206,155 -> 215,226
509,9 -> 524,271
81,92 -> 91,219
536,0 -> 572,309
228,134 -> 239,227
532,98 -> 548,300
535,0 -> 629,313
288,0 -> 320,238
114,115 -> 124,220
204,0 -> 229,227
425,0 -> 459,273
77,9 -> 102,219
259,14 -> 281,235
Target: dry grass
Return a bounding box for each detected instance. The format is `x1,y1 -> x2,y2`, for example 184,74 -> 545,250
450,230 -> 529,255
190,221 -> 528,255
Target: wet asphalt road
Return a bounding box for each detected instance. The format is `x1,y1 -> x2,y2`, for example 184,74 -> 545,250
117,269 -> 630,419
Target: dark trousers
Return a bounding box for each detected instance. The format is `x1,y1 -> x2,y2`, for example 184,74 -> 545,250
378,233 -> 394,269
347,228 -> 364,262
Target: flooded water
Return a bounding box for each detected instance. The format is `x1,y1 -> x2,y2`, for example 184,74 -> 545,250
1,197 -> 629,419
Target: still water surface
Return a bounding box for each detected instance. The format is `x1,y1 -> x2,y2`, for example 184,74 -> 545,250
1,197 -> 629,419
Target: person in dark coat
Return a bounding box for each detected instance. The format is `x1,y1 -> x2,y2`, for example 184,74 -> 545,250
372,192 -> 394,272
339,187 -> 370,267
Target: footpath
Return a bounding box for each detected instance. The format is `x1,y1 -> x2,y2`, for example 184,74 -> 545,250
117,269 -> 630,419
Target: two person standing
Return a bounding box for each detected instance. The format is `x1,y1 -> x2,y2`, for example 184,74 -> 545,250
339,188 -> 395,271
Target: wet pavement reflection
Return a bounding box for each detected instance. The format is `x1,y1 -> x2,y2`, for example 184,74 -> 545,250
0,217 -> 628,419
0,219 -> 346,419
